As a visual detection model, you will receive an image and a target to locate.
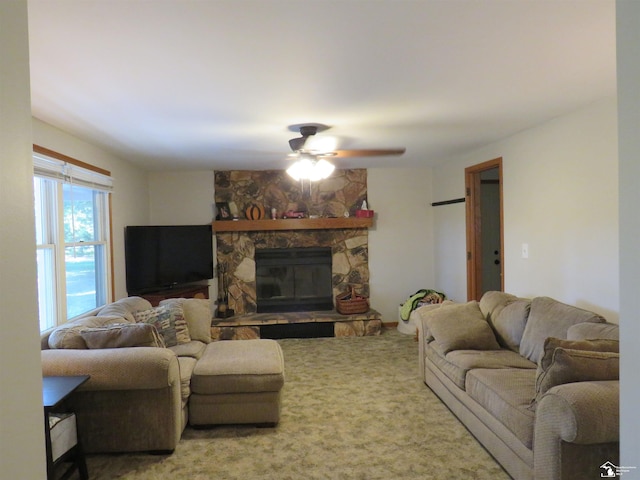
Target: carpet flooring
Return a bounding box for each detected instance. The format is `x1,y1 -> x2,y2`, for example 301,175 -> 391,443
83,329 -> 509,479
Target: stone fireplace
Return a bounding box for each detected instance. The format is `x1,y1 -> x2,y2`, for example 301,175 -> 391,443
214,170 -> 370,316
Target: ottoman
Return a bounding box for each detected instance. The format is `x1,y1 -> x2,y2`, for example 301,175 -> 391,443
189,339 -> 285,426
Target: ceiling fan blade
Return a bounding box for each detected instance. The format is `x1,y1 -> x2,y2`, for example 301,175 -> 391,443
332,148 -> 406,158
288,136 -> 307,152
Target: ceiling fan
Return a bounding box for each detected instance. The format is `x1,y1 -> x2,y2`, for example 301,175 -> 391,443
285,123 -> 405,181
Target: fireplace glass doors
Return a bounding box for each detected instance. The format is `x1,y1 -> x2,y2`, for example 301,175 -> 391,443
255,247 -> 333,313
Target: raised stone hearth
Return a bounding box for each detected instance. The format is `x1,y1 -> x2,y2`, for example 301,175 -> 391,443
211,309 -> 382,340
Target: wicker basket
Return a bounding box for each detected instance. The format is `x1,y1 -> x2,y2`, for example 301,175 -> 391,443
335,287 -> 369,315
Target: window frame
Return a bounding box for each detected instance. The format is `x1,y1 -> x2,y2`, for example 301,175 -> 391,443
33,145 -> 115,332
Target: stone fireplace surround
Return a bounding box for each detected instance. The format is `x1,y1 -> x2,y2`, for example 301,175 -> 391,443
214,169 -> 371,317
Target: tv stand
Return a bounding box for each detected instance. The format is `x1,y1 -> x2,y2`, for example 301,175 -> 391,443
138,284 -> 209,306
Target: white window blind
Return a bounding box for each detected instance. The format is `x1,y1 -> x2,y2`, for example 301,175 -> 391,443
33,153 -> 113,192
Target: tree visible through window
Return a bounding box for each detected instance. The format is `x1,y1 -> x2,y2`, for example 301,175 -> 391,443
33,148 -> 112,331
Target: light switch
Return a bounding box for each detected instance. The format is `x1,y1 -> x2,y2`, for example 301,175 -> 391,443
522,243 -> 529,259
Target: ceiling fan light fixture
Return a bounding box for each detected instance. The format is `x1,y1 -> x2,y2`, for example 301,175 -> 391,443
313,158 -> 335,179
286,156 -> 335,181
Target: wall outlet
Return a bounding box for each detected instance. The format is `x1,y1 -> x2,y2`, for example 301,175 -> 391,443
521,243 -> 529,259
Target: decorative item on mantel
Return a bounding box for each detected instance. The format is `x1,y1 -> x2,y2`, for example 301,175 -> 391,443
336,286 -> 370,315
244,203 -> 265,220
356,199 -> 374,218
283,210 -> 306,219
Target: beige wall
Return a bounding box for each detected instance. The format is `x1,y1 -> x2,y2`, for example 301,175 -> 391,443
0,2 -> 47,477
148,170 -> 216,300
368,167 -> 435,323
616,0 -> 640,467
432,97 -> 619,322
32,119 -> 150,300
149,170 -> 215,225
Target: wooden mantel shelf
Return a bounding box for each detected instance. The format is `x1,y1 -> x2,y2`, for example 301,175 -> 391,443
213,217 -> 373,232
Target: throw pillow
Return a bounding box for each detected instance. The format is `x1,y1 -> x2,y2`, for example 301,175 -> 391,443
47,315 -> 125,349
413,301 -> 455,342
532,347 -> 619,406
423,300 -> 500,354
535,337 -> 619,391
80,323 -> 165,349
519,296 -> 605,364
160,298 -> 212,343
538,337 -> 619,373
134,304 -> 191,347
48,324 -> 89,349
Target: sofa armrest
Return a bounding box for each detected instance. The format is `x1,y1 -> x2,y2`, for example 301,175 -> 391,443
415,303 -> 450,378
534,380 -> 619,478
42,347 -> 180,391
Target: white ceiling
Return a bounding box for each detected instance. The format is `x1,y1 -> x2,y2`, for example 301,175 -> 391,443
27,0 -> 616,172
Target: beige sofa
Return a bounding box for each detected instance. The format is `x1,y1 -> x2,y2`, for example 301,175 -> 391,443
416,291 -> 619,480
41,296 -> 284,454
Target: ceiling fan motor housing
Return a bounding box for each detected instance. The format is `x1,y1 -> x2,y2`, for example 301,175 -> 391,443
299,125 -> 318,137
289,125 -> 318,152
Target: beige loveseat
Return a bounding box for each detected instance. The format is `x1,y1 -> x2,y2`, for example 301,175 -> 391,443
41,296 -> 284,454
416,291 -> 619,480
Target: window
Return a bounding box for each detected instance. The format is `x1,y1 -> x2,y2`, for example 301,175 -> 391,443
33,146 -> 113,332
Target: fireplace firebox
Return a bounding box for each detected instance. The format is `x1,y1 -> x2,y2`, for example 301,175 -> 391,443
255,247 -> 333,313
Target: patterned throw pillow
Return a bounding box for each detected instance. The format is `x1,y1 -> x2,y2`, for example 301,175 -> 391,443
134,304 -> 191,347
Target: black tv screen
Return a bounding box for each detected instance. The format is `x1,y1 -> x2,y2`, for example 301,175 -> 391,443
125,225 -> 213,294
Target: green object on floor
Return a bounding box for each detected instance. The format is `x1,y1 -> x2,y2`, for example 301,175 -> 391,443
400,289 -> 446,321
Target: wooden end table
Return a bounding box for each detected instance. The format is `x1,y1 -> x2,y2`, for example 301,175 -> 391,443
43,375 -> 90,480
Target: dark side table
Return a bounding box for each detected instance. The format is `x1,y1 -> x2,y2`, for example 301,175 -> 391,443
43,375 -> 90,480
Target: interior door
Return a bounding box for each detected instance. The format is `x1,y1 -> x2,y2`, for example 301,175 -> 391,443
465,158 -> 504,301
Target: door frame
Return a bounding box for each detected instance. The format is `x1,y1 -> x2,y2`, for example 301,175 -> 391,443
465,157 -> 504,301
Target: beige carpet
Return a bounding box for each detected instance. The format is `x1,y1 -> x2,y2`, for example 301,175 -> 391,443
84,329 -> 509,479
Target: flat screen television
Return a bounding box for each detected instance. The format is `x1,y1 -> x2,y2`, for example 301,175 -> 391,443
124,225 -> 213,295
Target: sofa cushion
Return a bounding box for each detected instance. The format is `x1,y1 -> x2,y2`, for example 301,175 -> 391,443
426,343 -> 536,389
567,322 -> 619,341
519,297 -> 605,364
490,299 -> 531,352
447,350 -> 536,372
80,323 -> 165,349
479,291 -> 518,321
424,301 -> 500,354
134,304 -> 191,347
48,315 -> 125,349
466,368 -> 536,449
191,340 -> 285,395
98,296 -> 152,323
160,298 -> 212,343
168,340 -> 206,360
177,356 -> 198,402
533,348 -> 619,406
